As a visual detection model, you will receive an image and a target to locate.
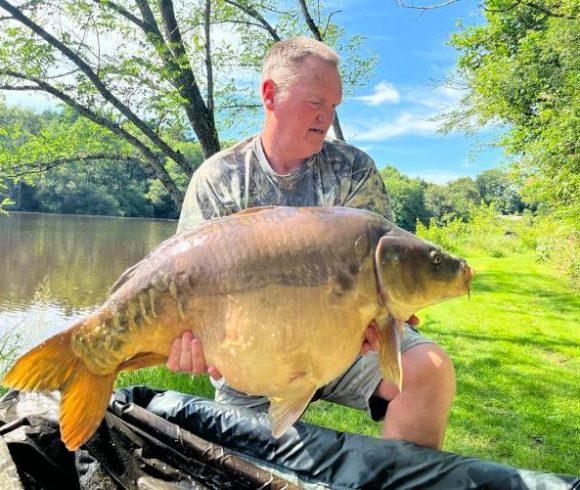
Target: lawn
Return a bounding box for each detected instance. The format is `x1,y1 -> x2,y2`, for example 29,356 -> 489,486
117,251 -> 579,476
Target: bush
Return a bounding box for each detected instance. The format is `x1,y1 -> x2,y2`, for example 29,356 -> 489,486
416,203 -> 579,283
416,203 -> 516,257
512,212 -> 579,282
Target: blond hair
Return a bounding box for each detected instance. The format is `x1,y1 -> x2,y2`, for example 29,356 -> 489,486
262,37 -> 339,96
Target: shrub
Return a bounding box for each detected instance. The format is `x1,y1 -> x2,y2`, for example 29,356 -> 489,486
416,203 -> 579,283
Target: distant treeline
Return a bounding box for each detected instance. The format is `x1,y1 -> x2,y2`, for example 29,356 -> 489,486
3,149 -> 528,230
381,166 -> 527,231
7,161 -> 182,219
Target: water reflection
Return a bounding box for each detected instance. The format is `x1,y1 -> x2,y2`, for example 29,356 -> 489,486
0,212 -> 176,350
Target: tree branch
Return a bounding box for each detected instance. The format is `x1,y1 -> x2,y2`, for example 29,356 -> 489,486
394,0 -> 460,9
0,0 -> 191,175
4,154 -> 147,178
0,84 -> 39,90
136,0 -> 220,158
298,0 -> 323,41
223,0 -> 281,41
219,103 -> 262,109
204,0 -> 214,114
0,69 -> 184,203
322,10 -> 341,39
93,0 -> 147,30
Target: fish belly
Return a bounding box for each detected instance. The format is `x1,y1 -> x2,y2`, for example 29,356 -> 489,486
195,282 -> 379,397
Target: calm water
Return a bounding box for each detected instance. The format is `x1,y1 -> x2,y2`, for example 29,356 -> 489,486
0,212 -> 176,353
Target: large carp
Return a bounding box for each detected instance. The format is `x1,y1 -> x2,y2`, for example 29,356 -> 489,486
3,206 -> 472,450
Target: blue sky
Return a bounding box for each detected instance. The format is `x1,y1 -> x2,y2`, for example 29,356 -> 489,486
3,0 -> 506,184
334,0 -> 505,182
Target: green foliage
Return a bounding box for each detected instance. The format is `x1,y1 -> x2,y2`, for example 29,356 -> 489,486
0,103 -> 185,217
448,0 -> 579,215
38,180 -> 121,216
0,0 -> 377,202
511,211 -> 580,281
424,177 -> 482,223
0,329 -> 21,382
380,166 -> 429,231
476,167 -> 525,214
417,202 -> 579,282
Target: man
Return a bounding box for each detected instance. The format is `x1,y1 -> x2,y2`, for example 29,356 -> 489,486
167,37 -> 455,450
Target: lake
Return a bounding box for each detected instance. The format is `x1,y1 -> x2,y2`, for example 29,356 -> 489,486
0,212 -> 176,357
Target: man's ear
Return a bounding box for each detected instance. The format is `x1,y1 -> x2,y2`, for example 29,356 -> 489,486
261,79 -> 276,110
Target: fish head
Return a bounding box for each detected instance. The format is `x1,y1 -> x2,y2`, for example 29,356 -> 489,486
374,231 -> 473,321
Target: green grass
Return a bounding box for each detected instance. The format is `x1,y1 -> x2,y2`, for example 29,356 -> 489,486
117,252 -> 579,475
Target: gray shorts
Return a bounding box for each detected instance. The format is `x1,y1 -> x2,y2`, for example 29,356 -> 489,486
212,324 -> 434,421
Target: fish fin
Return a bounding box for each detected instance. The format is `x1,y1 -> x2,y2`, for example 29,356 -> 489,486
2,326 -> 116,451
376,315 -> 404,392
268,386 -> 317,438
234,206 -> 277,216
117,352 -> 167,372
2,327 -> 78,392
60,366 -> 115,451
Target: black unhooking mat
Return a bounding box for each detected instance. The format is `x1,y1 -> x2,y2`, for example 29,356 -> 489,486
0,386 -> 578,489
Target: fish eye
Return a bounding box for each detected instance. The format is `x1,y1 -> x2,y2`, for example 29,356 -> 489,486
430,250 -> 442,265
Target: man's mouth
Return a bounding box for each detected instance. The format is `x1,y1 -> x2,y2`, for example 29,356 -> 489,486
309,128 -> 325,135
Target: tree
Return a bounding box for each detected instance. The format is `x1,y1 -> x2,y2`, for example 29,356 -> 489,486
381,166 -> 428,231
476,167 -> 525,214
425,177 -> 481,222
446,0 -> 579,220
0,0 -> 376,210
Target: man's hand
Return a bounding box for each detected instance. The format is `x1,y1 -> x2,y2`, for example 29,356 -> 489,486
166,331 -> 222,380
360,315 -> 420,355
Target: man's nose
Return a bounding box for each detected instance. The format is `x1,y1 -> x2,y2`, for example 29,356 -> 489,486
317,108 -> 335,125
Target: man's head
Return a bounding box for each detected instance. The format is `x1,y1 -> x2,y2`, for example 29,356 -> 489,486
260,37 -> 343,168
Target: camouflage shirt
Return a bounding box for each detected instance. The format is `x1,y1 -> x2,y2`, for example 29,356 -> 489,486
177,134 -> 392,233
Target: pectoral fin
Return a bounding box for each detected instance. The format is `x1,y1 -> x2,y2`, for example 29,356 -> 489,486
268,386 -> 317,438
376,315 -> 404,392
117,352 -> 168,373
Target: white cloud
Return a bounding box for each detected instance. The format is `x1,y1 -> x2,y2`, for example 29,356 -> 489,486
345,80 -> 471,142
355,81 -> 400,106
349,111 -> 441,141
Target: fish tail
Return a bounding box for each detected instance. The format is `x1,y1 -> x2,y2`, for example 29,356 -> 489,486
2,325 -> 115,451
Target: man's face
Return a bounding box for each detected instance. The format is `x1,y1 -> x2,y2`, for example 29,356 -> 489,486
266,57 -> 343,162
